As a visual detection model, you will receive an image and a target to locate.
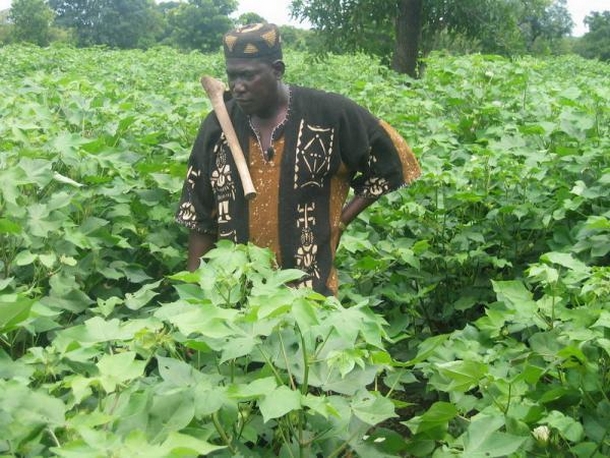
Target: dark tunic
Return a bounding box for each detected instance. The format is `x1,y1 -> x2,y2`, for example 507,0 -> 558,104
176,85 -> 421,295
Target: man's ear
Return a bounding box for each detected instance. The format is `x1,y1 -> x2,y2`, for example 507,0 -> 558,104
272,60 -> 286,78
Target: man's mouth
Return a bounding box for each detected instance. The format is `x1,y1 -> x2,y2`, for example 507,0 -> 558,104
235,98 -> 254,111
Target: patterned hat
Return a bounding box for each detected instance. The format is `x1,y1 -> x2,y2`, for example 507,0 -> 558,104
223,23 -> 282,60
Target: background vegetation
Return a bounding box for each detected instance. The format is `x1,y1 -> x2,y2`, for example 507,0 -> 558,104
1,0 -> 609,456
1,0 -> 610,70
1,43 -> 609,456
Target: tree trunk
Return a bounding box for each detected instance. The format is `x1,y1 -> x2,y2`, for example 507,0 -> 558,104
392,0 -> 422,78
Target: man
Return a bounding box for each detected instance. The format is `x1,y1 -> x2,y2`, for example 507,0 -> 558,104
176,23 -> 421,295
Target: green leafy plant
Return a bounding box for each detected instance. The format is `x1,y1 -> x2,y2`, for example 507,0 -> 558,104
403,253 -> 610,457
1,242 -> 401,457
1,44 -> 609,457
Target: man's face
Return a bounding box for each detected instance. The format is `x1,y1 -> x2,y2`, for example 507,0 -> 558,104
225,58 -> 279,117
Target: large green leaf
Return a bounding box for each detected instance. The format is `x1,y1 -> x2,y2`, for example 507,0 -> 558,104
96,351 -> 146,393
0,379 -> 66,446
220,335 -> 261,363
0,294 -> 34,332
124,280 -> 162,310
351,391 -> 397,426
492,280 -> 536,316
259,385 -> 302,422
148,392 -> 196,443
163,432 -> 226,456
460,414 -> 527,457
0,349 -> 34,379
430,360 -> 488,392
155,301 -> 238,339
542,410 -> 584,443
0,218 -> 22,234
403,401 -> 458,438
156,355 -> 214,389
227,376 -> 277,401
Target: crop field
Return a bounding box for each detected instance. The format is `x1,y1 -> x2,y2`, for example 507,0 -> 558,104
1,44 -> 609,457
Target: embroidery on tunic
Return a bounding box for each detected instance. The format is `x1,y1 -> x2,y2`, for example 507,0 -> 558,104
177,201 -> 197,223
176,165 -> 201,224
295,202 -> 319,287
186,165 -> 200,189
210,136 -> 237,241
362,153 -> 391,197
294,119 -> 334,189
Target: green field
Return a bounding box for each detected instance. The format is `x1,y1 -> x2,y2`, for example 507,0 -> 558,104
1,44 -> 609,457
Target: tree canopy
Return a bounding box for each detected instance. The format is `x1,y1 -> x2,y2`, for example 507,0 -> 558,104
2,0 -> 608,72
290,0 -> 574,76
167,0 -> 237,52
44,0 -> 237,50
48,0 -> 162,48
9,0 -> 54,46
575,11 -> 610,61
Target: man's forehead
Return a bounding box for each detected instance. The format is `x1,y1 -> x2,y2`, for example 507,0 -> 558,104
225,58 -> 271,71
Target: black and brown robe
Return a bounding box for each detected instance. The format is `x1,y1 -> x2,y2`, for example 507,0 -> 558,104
176,85 -> 421,295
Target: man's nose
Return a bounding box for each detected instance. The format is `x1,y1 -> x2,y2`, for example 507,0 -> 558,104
231,78 -> 246,94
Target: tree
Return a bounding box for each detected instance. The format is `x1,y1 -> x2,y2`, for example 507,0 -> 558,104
433,0 -> 572,55
152,1 -> 180,45
168,0 -> 237,52
290,0 -> 395,62
517,0 -> 573,52
9,0 -> 54,46
236,12 -> 267,26
1,7 -> 14,44
49,0 -> 162,48
278,25 -> 314,52
393,0 -> 422,77
574,11 -> 610,61
290,0 -> 574,77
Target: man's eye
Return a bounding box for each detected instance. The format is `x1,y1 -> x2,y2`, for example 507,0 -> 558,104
228,72 -> 255,81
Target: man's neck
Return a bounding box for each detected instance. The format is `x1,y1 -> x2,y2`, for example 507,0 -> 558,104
253,82 -> 289,122
249,82 -> 290,154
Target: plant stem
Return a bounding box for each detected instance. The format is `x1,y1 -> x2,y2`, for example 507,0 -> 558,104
278,331 -> 297,391
327,428 -> 363,458
47,427 -> 60,448
313,327 -> 334,359
297,325 -> 309,395
256,345 -> 284,384
592,430 -> 609,456
211,412 -> 238,455
277,422 -> 297,458
385,368 -> 405,398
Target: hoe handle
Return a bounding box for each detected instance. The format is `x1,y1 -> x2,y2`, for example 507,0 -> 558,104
200,75 -> 256,200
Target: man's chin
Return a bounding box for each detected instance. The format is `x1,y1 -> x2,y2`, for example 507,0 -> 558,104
236,100 -> 255,114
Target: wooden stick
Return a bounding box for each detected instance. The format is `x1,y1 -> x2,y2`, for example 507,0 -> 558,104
200,75 -> 257,200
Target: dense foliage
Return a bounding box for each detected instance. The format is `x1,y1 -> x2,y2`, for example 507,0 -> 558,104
48,0 -> 162,49
574,11 -> 610,61
1,0 -> 316,54
289,0 -> 574,75
163,0 -> 237,52
1,45 -> 609,457
7,0 -> 54,46
2,0 -> 609,71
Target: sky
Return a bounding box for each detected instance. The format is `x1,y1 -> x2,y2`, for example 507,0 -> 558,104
0,0 -> 608,36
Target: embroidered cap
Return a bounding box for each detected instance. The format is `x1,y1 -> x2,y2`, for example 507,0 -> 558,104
223,23 -> 282,60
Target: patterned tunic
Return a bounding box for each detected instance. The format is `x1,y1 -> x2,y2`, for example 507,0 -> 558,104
176,85 -> 421,295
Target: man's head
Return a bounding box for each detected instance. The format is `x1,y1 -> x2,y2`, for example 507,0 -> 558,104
223,23 -> 286,117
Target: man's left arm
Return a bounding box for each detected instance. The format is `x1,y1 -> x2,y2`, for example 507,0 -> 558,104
340,195 -> 377,231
